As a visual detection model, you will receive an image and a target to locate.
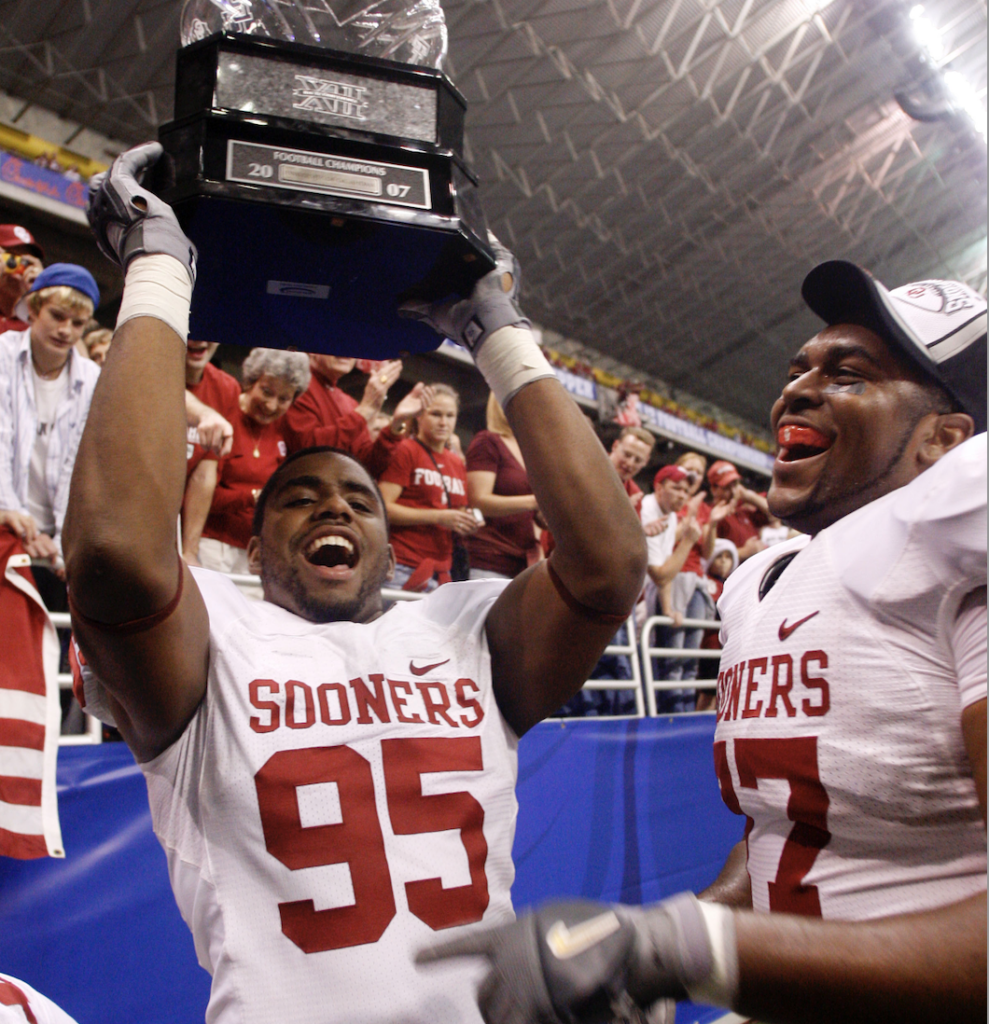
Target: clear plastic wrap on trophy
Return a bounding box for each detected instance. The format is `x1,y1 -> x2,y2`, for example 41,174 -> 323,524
152,0 -> 494,357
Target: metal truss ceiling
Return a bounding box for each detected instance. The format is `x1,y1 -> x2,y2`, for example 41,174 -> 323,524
0,0 -> 985,427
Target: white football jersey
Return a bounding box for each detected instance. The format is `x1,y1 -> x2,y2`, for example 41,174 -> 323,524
121,573 -> 516,1024
714,434 -> 987,922
0,974 -> 79,1024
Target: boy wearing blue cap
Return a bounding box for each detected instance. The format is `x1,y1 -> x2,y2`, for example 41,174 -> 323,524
0,263 -> 101,577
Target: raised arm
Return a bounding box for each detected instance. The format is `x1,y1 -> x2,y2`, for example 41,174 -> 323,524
62,143 -> 209,762
647,516 -> 702,588
401,241 -> 646,735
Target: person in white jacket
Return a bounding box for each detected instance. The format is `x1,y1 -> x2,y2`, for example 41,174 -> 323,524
0,263 -> 100,577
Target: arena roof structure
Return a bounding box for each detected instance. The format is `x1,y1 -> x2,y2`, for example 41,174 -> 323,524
0,0 -> 985,427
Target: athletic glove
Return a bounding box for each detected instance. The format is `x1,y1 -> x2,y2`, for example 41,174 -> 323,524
87,141 -> 197,286
398,232 -> 528,355
417,894 -> 732,1024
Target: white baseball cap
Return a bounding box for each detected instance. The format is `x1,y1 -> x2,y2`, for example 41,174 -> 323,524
802,260 -> 987,432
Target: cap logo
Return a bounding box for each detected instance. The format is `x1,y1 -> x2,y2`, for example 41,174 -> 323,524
13,226 -> 31,243
895,281 -> 976,317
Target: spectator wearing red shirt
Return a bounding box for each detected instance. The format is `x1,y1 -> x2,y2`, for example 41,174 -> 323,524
0,225 -> 44,333
465,393 -> 541,580
282,354 -> 426,477
378,384 -> 480,592
181,341 -> 242,564
707,458 -> 770,561
195,349 -> 310,580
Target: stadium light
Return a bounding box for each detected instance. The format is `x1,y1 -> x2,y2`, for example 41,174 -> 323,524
905,4 -> 987,142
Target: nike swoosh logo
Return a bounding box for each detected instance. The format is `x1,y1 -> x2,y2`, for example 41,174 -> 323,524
409,659 -> 451,676
545,912 -> 621,960
778,611 -> 820,641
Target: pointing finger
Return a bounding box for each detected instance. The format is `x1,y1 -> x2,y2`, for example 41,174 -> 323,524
112,140 -> 163,181
416,931 -> 494,965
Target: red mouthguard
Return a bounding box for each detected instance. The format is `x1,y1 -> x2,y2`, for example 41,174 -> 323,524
777,425 -> 831,450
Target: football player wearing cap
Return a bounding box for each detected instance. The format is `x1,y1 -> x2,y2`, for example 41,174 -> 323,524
0,223 -> 44,333
0,263 -> 101,576
420,261 -> 987,1024
63,142 -> 645,1024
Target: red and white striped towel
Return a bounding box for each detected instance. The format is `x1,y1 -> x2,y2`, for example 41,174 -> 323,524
0,532 -> 64,859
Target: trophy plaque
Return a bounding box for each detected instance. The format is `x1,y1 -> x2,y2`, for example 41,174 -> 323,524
154,30 -> 494,357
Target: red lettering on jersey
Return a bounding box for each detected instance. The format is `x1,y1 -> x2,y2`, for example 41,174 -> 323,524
741,658 -> 767,718
256,745 -> 397,952
317,683 -> 352,726
455,679 -> 484,728
350,674 -> 391,724
0,979 -> 39,1024
800,651 -> 830,717
416,682 -> 459,728
725,661 -> 744,721
381,737 -> 489,929
766,655 -> 796,718
249,679 -> 280,733
733,736 -> 830,916
713,740 -> 744,816
285,680 -> 315,729
388,679 -> 424,723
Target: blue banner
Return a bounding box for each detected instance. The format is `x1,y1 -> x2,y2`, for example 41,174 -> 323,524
0,152 -> 89,212
0,718 -> 741,1024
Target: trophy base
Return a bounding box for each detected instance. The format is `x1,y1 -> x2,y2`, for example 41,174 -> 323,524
174,192 -> 483,357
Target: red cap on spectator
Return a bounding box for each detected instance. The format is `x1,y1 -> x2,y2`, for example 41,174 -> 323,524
0,224 -> 44,260
707,460 -> 740,487
654,465 -> 687,488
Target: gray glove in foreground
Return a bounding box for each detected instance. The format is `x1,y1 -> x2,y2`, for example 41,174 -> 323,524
87,141 -> 197,285
417,894 -> 714,1024
398,233 -> 528,355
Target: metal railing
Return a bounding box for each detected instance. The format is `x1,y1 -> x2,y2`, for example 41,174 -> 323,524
46,577 -> 728,744
640,615 -> 722,718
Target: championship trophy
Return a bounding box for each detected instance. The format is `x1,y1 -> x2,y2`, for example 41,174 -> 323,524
152,0 -> 494,357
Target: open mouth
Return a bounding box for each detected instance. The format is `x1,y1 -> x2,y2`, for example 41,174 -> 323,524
304,534 -> 358,573
776,424 -> 833,462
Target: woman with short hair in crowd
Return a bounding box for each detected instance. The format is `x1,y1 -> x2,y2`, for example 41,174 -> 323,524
194,348 -> 310,580
378,383 -> 480,592
464,392 -> 541,580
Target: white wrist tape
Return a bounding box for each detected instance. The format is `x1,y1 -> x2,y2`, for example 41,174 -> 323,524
473,325 -> 556,408
684,901 -> 739,1008
116,254 -> 192,342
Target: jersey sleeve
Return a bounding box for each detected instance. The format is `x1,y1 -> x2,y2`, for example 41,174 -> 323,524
892,432 -> 987,584
72,567 -> 254,729
0,974 -> 81,1024
951,587 -> 987,710
405,577 -> 510,636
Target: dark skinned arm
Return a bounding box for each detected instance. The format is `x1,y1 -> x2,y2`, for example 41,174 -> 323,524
698,839 -> 752,909
63,315 -> 210,762
484,378 -> 646,736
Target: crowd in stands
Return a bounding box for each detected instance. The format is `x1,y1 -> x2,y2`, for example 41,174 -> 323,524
0,220 -> 795,723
